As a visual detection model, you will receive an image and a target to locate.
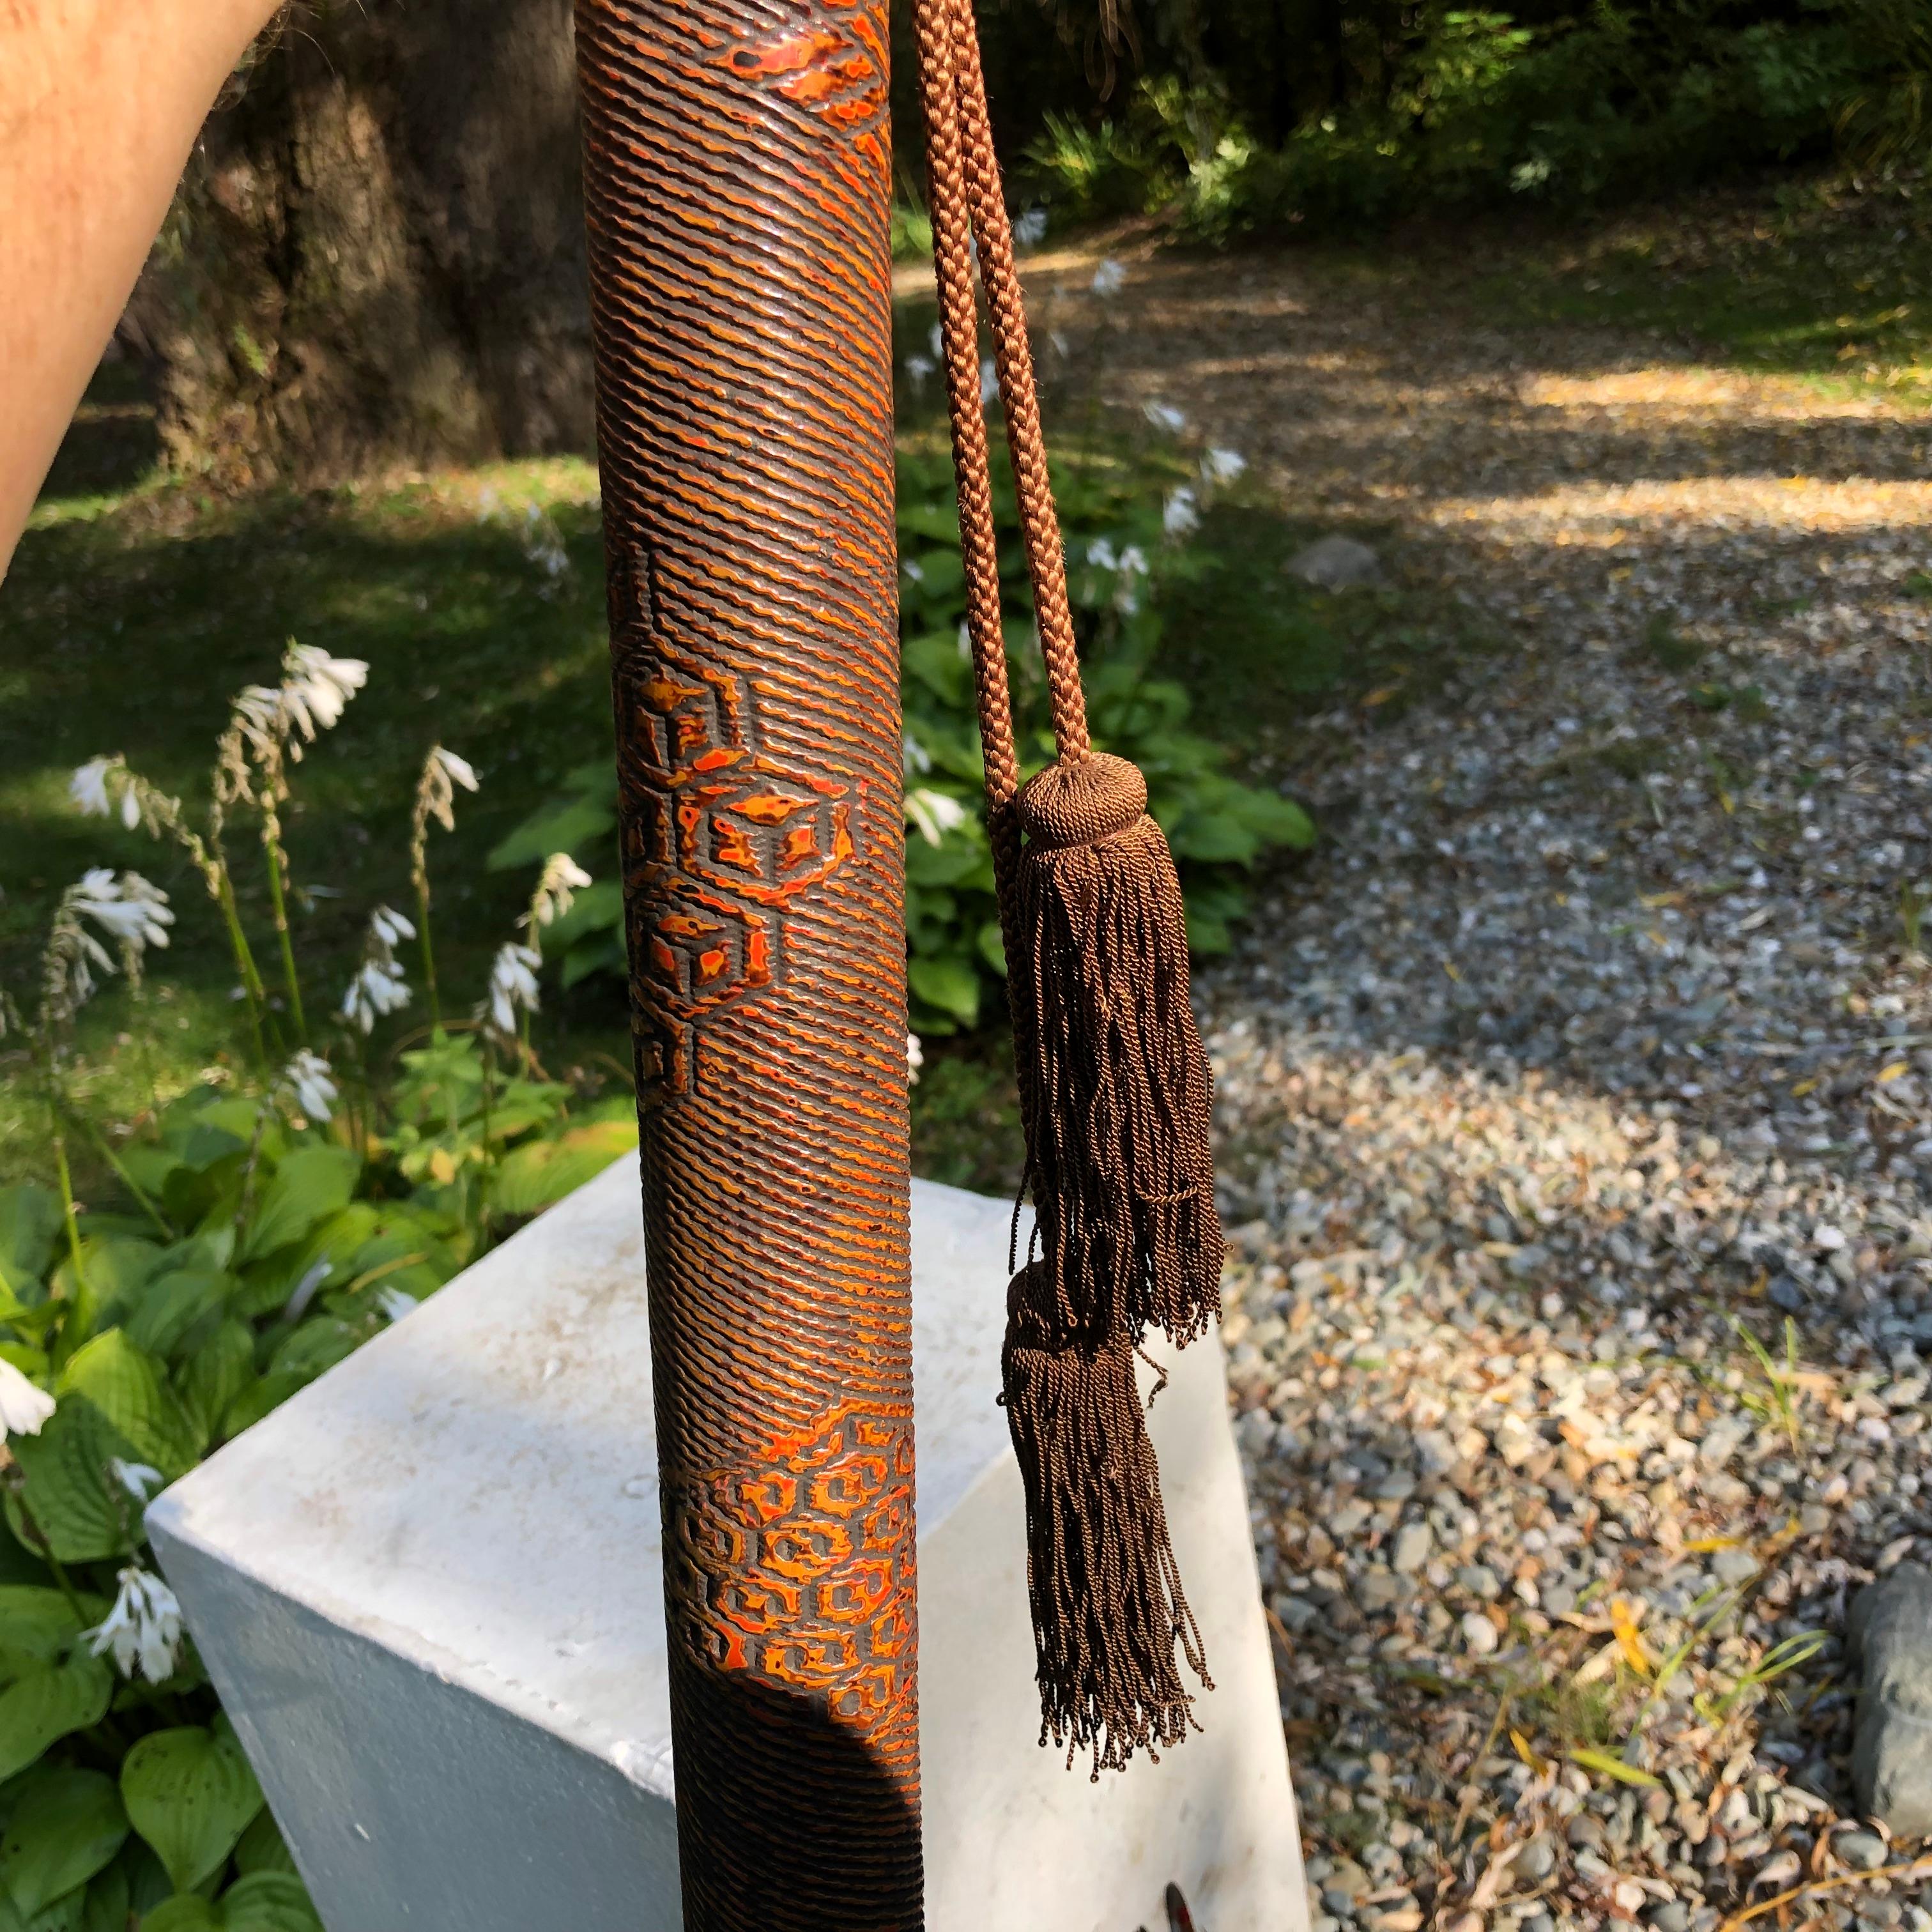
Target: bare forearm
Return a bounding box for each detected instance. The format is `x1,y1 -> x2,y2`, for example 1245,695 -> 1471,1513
0,0 -> 278,572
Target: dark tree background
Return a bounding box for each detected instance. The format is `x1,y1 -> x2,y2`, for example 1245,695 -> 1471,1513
126,0 -> 591,486
122,0 -> 1913,484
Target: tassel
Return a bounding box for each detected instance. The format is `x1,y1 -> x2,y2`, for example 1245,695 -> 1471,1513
1001,1263 -> 1210,1776
1013,752 -> 1225,1347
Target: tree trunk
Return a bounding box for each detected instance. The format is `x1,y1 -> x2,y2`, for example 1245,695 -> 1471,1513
126,0 -> 594,486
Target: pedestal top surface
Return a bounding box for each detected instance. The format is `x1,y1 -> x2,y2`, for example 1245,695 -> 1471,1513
150,1159 -> 1020,1798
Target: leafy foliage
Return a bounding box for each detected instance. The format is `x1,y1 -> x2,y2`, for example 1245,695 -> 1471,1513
493,441 -> 1314,1036
1,657 -> 636,1927
1010,0 -> 1918,238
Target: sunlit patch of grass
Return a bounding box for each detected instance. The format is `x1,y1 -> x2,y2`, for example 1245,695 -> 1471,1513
1461,171 -> 1932,404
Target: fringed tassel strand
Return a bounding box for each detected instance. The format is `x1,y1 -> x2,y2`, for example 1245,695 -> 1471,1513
1015,753 -> 1225,1347
1001,1264 -> 1210,1776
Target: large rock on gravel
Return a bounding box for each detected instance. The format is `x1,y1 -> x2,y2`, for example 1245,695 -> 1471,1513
1287,534 -> 1383,590
1848,1561 -> 1932,1838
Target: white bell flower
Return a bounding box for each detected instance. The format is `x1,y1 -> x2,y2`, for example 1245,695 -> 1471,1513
1013,207 -> 1048,248
280,645 -> 369,740
0,1360 -> 55,1441
485,942 -> 542,1036
1142,399 -> 1187,436
70,758 -> 115,816
369,905 -> 416,952
1163,487 -> 1201,539
907,1033 -> 924,1085
1091,257 -> 1126,296
1200,446 -> 1247,486
341,958 -> 411,1034
905,789 -> 967,847
282,1049 -> 338,1123
73,870 -> 172,956
527,854 -> 592,931
110,1459 -> 164,1501
87,1567 -> 185,1683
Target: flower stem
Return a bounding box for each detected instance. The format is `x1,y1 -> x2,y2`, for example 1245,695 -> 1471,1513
415,878 -> 441,1028
50,1117 -> 88,1308
64,1106 -> 170,1239
259,810 -> 307,1043
214,861 -> 271,1062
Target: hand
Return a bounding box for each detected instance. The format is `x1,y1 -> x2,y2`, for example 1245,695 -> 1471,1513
0,0 -> 284,572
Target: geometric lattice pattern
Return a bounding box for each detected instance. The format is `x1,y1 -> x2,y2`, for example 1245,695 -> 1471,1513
669,1401 -> 917,1729
608,533 -> 855,1102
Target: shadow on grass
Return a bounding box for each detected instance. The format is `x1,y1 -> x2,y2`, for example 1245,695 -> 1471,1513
1,460 -> 634,1183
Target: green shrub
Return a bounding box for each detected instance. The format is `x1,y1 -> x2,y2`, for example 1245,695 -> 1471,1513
1011,1 -> 1908,241
491,439 -> 1315,1039
0,650 -> 636,1928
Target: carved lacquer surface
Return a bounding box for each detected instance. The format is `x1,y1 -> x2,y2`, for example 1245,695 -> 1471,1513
576,1 -> 918,1922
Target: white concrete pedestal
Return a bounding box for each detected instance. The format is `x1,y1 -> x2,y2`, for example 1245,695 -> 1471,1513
149,1162 -> 1307,1931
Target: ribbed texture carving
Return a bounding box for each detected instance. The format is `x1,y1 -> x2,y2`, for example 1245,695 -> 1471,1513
575,1 -> 920,1923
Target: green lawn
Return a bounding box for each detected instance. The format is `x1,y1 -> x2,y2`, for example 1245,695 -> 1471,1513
1466,171 -> 1932,399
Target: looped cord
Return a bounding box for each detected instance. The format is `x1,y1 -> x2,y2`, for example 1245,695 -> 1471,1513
913,0 -> 1091,846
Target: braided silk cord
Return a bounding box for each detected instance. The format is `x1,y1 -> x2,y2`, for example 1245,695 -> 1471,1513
912,0 -> 1090,955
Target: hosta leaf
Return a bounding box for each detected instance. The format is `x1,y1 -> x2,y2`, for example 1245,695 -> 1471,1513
486,792 -> 615,873
0,1656 -> 114,1784
0,1884 -> 86,1932
265,1322 -> 357,1386
0,1189 -> 61,1289
238,1150 -> 360,1265
486,1121 -> 638,1220
0,1770 -> 128,1918
219,1373 -> 307,1440
138,1901 -> 218,1932
57,1331 -> 204,1480
0,1587 -> 100,1688
1233,787 -> 1315,848
220,1874 -> 320,1931
229,1813 -> 293,1880
908,955 -> 981,1027
6,1402 -> 135,1564
1167,813 -> 1261,865
80,1857 -> 128,1932
121,1724 -> 263,1895
177,1322 -> 257,1445
125,1273 -> 236,1364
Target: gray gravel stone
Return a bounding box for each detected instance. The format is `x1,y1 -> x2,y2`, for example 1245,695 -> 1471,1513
1286,533 -> 1382,590
1392,1522 -> 1432,1574
1834,1830 -> 1887,1872
1847,1563 -> 1932,1837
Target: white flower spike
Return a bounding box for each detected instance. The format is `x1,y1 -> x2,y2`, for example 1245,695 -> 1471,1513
527,854 -> 593,931
907,1032 -> 924,1085
110,1459 -> 164,1501
1091,257 -> 1126,297
70,758 -> 115,817
0,1360 -> 55,1441
485,941 -> 542,1036
370,905 -> 417,951
280,645 -> 369,742
87,1568 -> 185,1683
73,871 -> 173,958
905,788 -> 968,847
341,958 -> 411,1034
282,1048 -> 339,1123
1163,487 -> 1201,539
1200,447 -> 1248,486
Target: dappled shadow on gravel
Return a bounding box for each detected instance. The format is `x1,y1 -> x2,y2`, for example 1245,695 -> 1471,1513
1022,231 -> 1932,1926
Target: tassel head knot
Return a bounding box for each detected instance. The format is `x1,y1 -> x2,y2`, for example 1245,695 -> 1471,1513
1016,753 -> 1147,850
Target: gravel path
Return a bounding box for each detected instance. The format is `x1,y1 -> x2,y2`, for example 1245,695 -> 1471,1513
1032,236 -> 1932,1929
